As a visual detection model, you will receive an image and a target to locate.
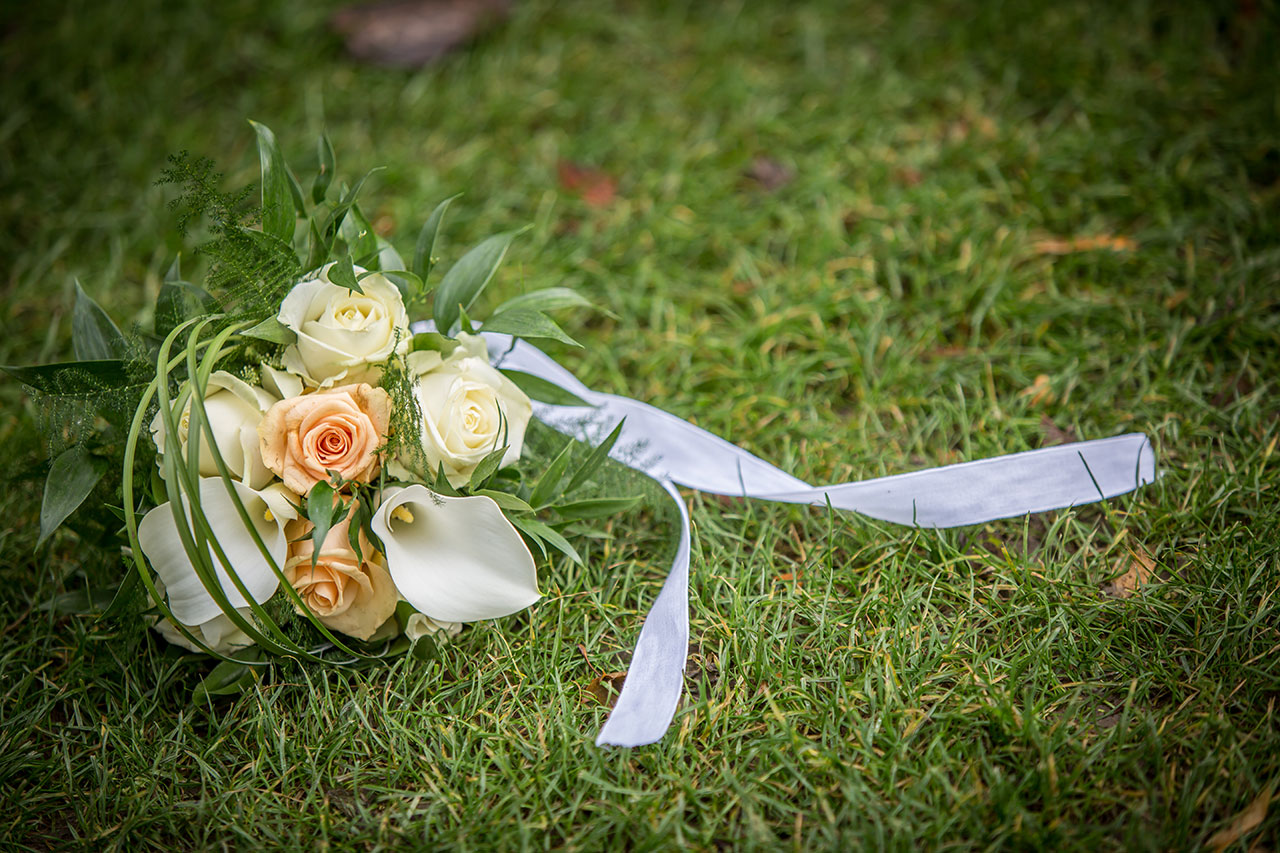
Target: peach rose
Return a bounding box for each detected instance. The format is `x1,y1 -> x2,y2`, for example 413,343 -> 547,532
283,507 -> 397,641
258,383 -> 391,494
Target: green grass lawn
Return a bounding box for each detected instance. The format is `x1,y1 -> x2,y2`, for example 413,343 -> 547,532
2,0 -> 1278,848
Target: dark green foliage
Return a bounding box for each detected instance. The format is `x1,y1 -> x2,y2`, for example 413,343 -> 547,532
38,446 -> 106,548
433,229 -> 525,335
159,151 -> 301,328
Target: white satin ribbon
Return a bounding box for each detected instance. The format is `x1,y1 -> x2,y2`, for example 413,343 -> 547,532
459,330 -> 1157,746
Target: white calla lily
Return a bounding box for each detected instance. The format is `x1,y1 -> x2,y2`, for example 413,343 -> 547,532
371,485 -> 539,623
137,477 -> 299,627
147,576 -> 256,654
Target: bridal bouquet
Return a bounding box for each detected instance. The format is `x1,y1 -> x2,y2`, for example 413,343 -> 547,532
11,123 -> 629,686
10,122 -> 1156,744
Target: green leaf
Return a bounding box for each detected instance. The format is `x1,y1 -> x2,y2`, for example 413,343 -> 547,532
492,287 -> 593,316
305,480 -> 342,567
377,237 -> 405,272
101,569 -> 143,620
323,168 -> 382,244
249,120 -> 298,246
312,133 -> 335,205
507,515 -> 547,559
327,255 -> 364,294
237,226 -> 303,274
38,446 -> 106,548
365,268 -> 423,304
413,194 -> 460,283
530,439 -> 574,508
553,496 -> 642,520
341,203 -> 379,266
365,267 -> 416,284
155,281 -> 219,337
149,465 -> 168,506
394,599 -> 418,629
376,634 -> 410,658
2,360 -> 134,394
347,496 -> 374,562
411,631 -> 441,664
411,332 -> 459,357
242,317 -> 297,346
474,489 -> 534,514
565,419 -> 625,494
431,464 -> 463,497
500,369 -> 590,407
165,255 -> 182,282
191,648 -> 264,703
514,517 -> 582,565
284,168 -> 307,218
458,305 -> 476,335
433,228 -> 525,335
305,216 -> 328,273
72,279 -> 129,361
468,444 -> 509,491
481,309 -> 581,347
38,585 -> 118,615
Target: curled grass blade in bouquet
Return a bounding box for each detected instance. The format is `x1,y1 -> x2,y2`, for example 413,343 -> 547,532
6,122 -> 636,697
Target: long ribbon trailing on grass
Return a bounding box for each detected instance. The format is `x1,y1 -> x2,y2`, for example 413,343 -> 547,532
473,331 -> 1157,748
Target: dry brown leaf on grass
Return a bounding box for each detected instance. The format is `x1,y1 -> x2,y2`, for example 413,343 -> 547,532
744,156 -> 795,192
893,167 -> 923,187
1039,414 -> 1079,446
557,161 -> 617,208
331,0 -> 511,68
1208,784 -> 1274,852
1104,544 -> 1157,598
1019,374 -> 1056,407
1032,234 -> 1137,255
583,672 -> 627,707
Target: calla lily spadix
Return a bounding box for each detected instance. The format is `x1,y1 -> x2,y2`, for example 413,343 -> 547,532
371,485 -> 539,623
137,477 -> 299,626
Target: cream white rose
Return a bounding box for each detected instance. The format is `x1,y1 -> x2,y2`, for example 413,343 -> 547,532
389,333 -> 532,487
278,263 -> 410,388
150,371 -> 276,490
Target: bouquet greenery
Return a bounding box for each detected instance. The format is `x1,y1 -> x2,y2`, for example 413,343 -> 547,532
7,123 -> 631,695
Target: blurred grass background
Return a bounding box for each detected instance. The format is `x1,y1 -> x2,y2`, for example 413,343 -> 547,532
1,0 -> 1278,848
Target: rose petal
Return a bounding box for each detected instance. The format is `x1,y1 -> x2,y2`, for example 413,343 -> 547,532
372,485 -> 539,623
404,612 -> 462,641
454,332 -> 490,360
206,370 -> 274,412
137,477 -> 287,626
260,364 -> 304,401
312,558 -> 398,641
